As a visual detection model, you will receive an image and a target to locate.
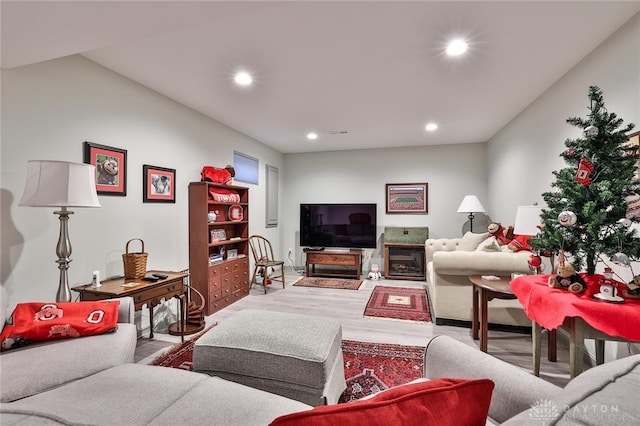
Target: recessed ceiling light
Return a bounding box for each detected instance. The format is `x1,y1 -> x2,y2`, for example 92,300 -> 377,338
234,71 -> 253,86
446,39 -> 468,56
307,132 -> 318,140
425,123 -> 438,132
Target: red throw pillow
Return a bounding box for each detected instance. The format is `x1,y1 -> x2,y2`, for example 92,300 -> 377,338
208,187 -> 240,203
0,300 -> 120,352
508,234 -> 532,252
269,378 -> 494,426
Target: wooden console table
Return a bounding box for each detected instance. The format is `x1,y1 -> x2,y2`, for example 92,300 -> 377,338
305,249 -> 362,279
72,270 -> 188,341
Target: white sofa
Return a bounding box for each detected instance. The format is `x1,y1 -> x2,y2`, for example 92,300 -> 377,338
425,232 -> 532,327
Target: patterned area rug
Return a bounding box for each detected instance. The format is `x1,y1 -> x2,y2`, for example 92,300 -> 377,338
293,277 -> 364,290
149,332 -> 424,403
340,340 -> 425,402
364,286 -> 432,322
149,326 -> 214,371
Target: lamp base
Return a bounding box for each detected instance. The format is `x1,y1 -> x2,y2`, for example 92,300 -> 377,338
54,208 -> 73,303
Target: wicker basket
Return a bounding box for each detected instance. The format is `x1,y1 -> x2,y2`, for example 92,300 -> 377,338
122,238 -> 148,279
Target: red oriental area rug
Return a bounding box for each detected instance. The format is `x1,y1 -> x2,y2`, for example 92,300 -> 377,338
149,332 -> 425,403
364,286 -> 432,322
340,340 -> 425,402
150,326 -> 214,371
293,277 -> 364,290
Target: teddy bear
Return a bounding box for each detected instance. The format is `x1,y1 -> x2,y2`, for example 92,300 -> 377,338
624,275 -> 640,299
487,222 -> 514,246
548,260 -> 586,293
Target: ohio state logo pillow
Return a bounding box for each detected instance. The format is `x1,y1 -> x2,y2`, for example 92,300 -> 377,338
0,300 -> 120,352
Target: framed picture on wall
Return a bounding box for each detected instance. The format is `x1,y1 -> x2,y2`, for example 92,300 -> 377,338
83,142 -> 127,196
385,182 -> 428,214
143,165 -> 176,203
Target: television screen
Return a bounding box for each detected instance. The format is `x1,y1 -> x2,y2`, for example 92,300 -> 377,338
300,203 -> 377,249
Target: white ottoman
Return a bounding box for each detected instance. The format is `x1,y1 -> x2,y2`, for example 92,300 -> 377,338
193,309 -> 346,406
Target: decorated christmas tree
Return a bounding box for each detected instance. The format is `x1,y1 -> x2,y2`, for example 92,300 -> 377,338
530,86 -> 638,275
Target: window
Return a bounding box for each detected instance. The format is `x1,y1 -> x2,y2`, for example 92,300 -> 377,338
233,151 -> 259,185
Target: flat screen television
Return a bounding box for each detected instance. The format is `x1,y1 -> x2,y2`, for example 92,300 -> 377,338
300,203 -> 377,249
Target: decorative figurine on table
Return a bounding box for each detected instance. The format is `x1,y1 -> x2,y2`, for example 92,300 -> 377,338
624,276 -> 640,299
368,264 -> 382,280
594,267 -> 623,302
548,250 -> 586,293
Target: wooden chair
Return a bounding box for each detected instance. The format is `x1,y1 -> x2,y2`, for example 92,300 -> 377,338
249,235 -> 285,294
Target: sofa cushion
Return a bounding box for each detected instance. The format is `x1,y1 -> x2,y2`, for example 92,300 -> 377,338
425,335 -> 561,423
0,323 -> 136,402
1,300 -> 120,352
432,250 -> 532,276
476,236 -> 501,252
269,377 -> 495,426
1,364 -> 311,426
503,354 -> 640,425
458,232 -> 489,251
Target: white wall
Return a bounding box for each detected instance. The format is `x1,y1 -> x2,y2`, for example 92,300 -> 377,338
1,55 -> 284,309
283,143 -> 488,270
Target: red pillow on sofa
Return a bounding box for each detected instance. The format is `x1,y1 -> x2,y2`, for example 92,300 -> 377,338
0,300 -> 120,352
508,234 -> 532,252
269,378 -> 494,426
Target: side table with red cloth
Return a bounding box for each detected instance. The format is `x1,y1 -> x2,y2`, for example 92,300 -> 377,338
511,274 -> 640,378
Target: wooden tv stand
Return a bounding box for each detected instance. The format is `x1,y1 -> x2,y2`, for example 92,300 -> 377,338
305,249 -> 363,280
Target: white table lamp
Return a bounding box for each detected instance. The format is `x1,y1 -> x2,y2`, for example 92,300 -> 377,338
20,160 -> 101,302
457,195 -> 486,232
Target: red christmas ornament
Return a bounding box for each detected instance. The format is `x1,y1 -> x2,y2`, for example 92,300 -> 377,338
575,157 -> 594,185
528,255 -> 542,268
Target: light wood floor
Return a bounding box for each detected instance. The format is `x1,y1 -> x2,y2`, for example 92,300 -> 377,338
135,269 -> 572,387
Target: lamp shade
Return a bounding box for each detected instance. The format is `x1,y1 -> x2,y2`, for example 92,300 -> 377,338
514,205 -> 544,236
457,195 -> 485,213
19,160 -> 101,208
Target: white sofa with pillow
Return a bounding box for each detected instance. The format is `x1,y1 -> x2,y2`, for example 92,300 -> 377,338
425,232 -> 532,327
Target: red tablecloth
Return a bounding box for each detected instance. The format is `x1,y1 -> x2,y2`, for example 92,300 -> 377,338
511,274 -> 640,341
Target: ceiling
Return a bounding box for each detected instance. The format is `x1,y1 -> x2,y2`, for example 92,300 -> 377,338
2,1 -> 639,154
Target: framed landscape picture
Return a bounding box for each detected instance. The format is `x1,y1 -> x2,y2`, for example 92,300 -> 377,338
143,165 -> 176,203
386,183 -> 428,214
83,142 -> 127,196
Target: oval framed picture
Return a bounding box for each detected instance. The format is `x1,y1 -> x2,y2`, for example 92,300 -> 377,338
229,204 -> 244,222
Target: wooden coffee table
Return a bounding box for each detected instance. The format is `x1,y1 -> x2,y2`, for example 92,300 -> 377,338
469,275 -> 520,352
